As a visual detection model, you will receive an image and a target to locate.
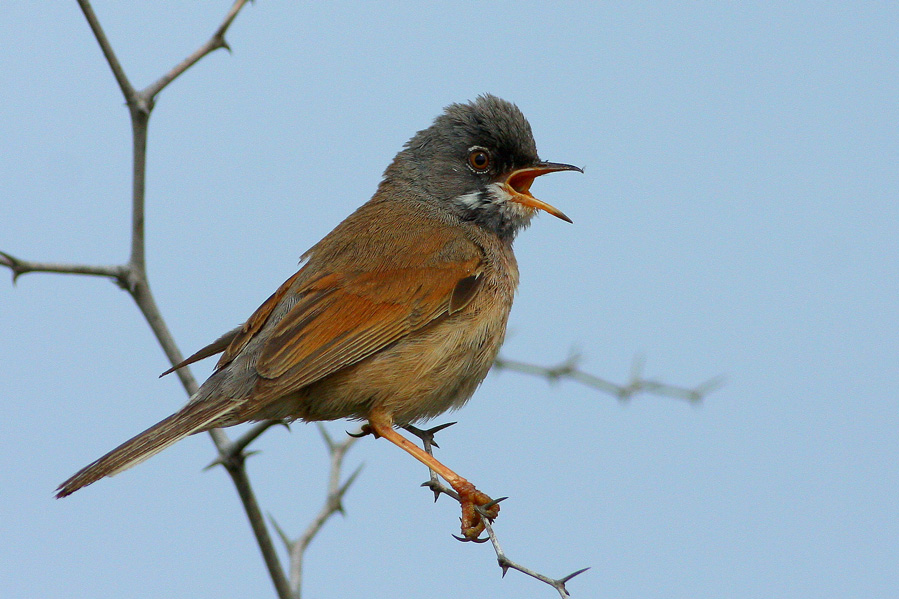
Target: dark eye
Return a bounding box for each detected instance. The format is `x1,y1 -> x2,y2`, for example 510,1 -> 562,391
467,148 -> 491,172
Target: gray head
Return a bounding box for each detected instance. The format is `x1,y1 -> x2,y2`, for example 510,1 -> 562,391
382,94 -> 581,241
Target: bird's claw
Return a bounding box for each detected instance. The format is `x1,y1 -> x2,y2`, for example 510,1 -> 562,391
455,482 -> 501,541
453,532 -> 490,543
346,424 -> 372,438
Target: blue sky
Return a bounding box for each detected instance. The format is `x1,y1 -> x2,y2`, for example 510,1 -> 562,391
2,3 -> 897,598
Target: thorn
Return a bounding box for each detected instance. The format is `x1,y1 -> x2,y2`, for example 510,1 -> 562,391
420,481 -> 441,502
428,421 -> 457,434
697,374 -> 726,396
422,420 -> 458,447
565,345 -> 583,366
560,567 -> 591,584
268,512 -> 292,549
482,496 -> 508,511
203,457 -> 224,471
204,446 -> 260,471
630,353 -> 647,381
0,251 -> 22,284
328,496 -> 346,516
405,421 -> 456,448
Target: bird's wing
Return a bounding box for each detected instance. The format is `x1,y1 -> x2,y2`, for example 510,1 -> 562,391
213,268 -> 311,370
160,201 -> 487,399
159,327 -> 241,377
158,269 -> 308,377
249,255 -> 483,400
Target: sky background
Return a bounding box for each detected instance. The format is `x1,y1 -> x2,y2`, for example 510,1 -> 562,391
2,2 -> 897,598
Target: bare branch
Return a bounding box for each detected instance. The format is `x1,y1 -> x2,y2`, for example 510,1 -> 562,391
217,447 -> 292,599
143,0 -> 253,100
407,423 -> 586,596
19,3 -> 290,598
204,421 -> 285,471
0,251 -> 127,286
76,0 -> 137,105
272,425 -> 362,598
404,422 -> 456,501
477,508 -> 589,599
494,353 -> 723,403
407,348 -> 722,594
234,421 -> 287,456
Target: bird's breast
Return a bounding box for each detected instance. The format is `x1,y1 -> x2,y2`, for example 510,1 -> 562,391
296,245 -> 518,426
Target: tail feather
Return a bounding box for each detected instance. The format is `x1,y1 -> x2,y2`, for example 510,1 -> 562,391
56,400 -> 236,498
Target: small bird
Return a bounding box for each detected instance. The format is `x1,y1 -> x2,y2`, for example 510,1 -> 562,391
57,94 -> 580,539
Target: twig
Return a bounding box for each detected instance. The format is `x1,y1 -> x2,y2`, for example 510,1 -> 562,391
76,0 -> 136,105
406,423 -> 587,596
494,352 -> 724,404
12,3 -> 291,598
0,251 -> 127,286
143,0 -> 252,100
477,506 -> 589,599
75,1 -> 288,595
271,425 -> 362,599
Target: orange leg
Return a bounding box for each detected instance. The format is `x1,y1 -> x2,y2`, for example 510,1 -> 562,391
367,411 -> 499,540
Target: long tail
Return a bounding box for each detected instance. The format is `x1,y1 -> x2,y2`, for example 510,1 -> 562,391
56,400 -> 237,498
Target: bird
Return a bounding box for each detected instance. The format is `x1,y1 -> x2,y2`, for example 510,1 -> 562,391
56,94 -> 581,540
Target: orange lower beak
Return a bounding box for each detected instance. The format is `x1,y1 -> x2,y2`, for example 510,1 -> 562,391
504,162 -> 582,223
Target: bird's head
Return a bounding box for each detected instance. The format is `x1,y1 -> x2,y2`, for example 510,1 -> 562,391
385,94 -> 581,241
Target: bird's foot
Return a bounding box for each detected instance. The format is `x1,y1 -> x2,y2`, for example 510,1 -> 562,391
454,481 -> 501,542
347,424 -> 373,438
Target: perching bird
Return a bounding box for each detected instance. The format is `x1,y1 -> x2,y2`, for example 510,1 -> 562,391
57,94 -> 580,539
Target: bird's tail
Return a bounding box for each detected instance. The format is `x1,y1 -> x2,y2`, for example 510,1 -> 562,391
56,399 -> 236,498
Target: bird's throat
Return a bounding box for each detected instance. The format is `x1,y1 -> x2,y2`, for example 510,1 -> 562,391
452,183 -> 534,241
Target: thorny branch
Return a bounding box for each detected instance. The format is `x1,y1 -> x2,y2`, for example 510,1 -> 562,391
477,505 -> 590,599
403,361 -> 720,596
0,251 -> 127,286
271,425 -> 362,599
495,352 -> 724,404
28,3 -> 295,599
405,423 -> 589,597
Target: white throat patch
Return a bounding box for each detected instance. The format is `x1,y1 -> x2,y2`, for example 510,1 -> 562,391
455,182 -> 535,223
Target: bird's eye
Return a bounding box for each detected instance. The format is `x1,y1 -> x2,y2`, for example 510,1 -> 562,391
467,148 -> 491,172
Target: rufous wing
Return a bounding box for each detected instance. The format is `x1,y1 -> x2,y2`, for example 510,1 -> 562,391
251,258 -> 483,400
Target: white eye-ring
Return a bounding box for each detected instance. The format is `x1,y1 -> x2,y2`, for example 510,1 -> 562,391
467,146 -> 491,172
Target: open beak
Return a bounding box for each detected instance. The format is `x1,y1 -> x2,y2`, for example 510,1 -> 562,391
503,161 -> 582,223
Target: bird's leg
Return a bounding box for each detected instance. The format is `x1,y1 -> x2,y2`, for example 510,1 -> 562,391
367,411 -> 499,540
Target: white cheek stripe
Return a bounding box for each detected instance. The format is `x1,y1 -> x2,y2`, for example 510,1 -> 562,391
455,190 -> 483,209
453,182 -> 534,224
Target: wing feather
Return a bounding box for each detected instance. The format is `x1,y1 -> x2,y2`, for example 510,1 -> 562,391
252,260 -> 482,399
